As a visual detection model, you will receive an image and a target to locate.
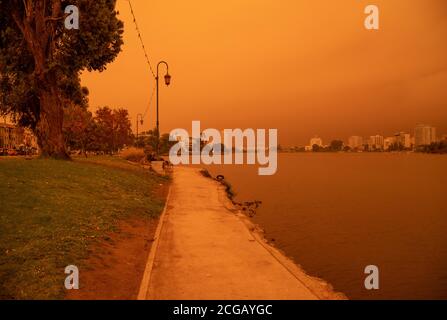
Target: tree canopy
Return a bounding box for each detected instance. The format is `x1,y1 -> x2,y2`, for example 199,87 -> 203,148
0,0 -> 124,158
63,105 -> 133,155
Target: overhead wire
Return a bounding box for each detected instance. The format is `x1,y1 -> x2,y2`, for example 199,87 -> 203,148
126,0 -> 157,129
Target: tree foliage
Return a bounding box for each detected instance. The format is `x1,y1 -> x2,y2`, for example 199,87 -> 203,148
329,140 -> 344,152
63,105 -> 133,155
93,106 -> 133,154
63,103 -> 94,155
417,141 -> 447,154
0,0 -> 123,158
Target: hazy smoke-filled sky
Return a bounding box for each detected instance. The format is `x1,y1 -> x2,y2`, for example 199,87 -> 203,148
81,0 -> 447,145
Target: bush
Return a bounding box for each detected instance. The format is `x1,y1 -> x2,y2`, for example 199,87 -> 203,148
199,169 -> 212,178
120,147 -> 146,163
221,179 -> 236,200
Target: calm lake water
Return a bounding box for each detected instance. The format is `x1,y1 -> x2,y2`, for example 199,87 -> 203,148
203,153 -> 447,299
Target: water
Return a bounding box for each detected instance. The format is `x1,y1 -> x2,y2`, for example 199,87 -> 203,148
203,153 -> 447,299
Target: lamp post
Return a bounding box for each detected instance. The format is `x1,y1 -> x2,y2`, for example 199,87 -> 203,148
136,113 -> 143,140
156,61 -> 171,155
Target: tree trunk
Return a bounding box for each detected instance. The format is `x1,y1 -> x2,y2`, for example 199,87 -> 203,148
35,84 -> 70,160
10,1 -> 69,159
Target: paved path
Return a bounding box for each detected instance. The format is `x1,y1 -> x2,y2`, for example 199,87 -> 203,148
141,167 -> 332,300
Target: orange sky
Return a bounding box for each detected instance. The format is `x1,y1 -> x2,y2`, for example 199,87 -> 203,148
81,0 -> 447,145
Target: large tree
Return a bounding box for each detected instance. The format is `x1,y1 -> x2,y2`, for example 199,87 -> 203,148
0,0 -> 123,158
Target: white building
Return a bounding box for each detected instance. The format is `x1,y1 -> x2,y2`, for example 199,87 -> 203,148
414,125 -> 436,147
369,135 -> 384,150
0,123 -> 38,151
0,123 -> 23,150
348,136 -> 364,150
395,132 -> 412,149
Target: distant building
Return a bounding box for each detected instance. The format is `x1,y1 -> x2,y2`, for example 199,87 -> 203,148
0,123 -> 38,151
384,136 -> 396,150
395,132 -> 412,149
0,123 -> 23,150
23,129 -> 38,150
414,125 -> 436,146
348,136 -> 363,150
369,135 -> 384,150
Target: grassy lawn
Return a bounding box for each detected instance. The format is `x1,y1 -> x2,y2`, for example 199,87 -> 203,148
0,156 -> 169,299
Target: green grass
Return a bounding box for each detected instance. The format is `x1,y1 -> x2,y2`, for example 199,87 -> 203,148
0,156 -> 169,300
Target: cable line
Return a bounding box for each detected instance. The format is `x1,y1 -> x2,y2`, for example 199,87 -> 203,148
143,83 -> 156,121
127,0 -> 156,78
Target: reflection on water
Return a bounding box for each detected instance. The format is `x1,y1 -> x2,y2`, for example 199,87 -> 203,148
203,153 -> 447,299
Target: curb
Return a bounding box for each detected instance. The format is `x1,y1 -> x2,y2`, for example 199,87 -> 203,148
137,185 -> 172,300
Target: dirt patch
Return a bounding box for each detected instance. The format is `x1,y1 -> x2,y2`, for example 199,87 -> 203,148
66,217 -> 158,300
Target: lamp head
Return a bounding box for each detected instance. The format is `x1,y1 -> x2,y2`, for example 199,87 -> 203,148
164,73 -> 171,86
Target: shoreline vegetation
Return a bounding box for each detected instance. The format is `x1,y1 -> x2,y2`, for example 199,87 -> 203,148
0,156 -> 169,299
200,169 -> 261,218
278,143 -> 447,154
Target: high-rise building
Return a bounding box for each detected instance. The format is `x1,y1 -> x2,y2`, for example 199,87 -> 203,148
369,135 -> 384,150
348,136 -> 363,150
414,125 -> 436,146
395,132 -> 412,149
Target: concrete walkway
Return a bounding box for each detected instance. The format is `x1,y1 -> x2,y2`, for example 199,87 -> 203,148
140,167 -> 340,300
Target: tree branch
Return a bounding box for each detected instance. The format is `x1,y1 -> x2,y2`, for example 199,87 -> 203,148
11,8 -> 26,36
23,0 -> 33,22
51,0 -> 62,20
45,16 -> 64,22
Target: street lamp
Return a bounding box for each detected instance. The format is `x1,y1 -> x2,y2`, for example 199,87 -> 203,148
156,60 -> 171,155
136,113 -> 143,140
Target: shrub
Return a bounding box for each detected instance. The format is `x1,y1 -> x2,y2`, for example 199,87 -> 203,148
199,169 -> 212,178
120,147 -> 146,163
221,179 -> 236,200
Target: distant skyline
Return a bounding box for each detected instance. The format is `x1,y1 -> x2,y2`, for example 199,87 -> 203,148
301,124 -> 444,147
81,0 -> 447,145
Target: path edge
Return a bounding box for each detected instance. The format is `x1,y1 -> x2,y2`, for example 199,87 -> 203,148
137,185 -> 172,300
